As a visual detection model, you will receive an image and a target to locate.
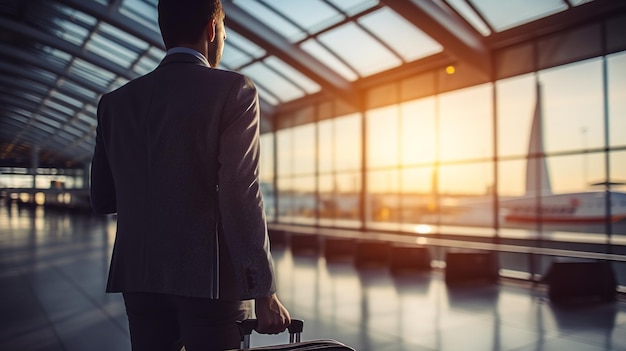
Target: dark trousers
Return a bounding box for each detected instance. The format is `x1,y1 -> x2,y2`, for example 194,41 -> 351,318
122,292 -> 251,351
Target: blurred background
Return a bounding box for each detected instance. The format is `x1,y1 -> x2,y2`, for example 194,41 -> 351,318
1,1 -> 626,350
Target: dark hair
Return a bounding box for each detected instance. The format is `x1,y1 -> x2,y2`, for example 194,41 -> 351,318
158,0 -> 223,48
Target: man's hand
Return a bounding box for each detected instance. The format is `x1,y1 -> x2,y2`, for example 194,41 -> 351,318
255,293 -> 291,334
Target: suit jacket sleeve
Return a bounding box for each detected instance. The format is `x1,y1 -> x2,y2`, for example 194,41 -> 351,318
90,94 -> 117,214
218,75 -> 276,300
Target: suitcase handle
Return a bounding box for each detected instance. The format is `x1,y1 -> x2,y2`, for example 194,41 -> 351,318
237,318 -> 304,349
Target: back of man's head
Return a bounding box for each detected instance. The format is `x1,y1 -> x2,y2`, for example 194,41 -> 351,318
158,0 -> 223,49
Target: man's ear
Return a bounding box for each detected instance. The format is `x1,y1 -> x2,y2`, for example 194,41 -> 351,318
207,19 -> 217,43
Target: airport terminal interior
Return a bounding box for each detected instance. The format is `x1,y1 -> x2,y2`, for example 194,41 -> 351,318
2,0 -> 626,350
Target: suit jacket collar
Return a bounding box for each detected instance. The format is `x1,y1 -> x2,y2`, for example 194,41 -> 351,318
157,53 -> 210,70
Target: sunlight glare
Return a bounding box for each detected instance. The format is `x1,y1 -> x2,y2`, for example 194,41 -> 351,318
414,224 -> 432,234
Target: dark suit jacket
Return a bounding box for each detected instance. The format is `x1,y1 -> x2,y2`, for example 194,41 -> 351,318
90,53 -> 276,300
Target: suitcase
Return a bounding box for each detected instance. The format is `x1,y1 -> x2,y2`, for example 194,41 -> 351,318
231,318 -> 355,350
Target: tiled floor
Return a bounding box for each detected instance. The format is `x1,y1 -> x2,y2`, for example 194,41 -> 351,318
1,202 -> 626,351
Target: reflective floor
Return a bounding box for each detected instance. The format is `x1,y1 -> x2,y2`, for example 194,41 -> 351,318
1,202 -> 626,351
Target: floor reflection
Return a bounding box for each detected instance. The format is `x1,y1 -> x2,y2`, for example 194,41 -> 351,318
1,203 -> 625,351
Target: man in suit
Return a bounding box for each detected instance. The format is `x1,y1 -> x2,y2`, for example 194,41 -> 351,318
89,0 -> 290,350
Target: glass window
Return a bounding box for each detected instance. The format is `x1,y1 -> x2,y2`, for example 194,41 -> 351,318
318,120 -> 334,174
438,162 -> 495,235
609,151 -> 626,238
318,172 -> 361,228
497,74 -> 535,158
318,174 -> 335,226
276,129 -> 293,176
366,169 -> 400,231
291,176 -> 317,225
367,105 -> 399,168
540,58 -> 604,153
400,97 -> 436,166
608,52 -> 626,147
401,166 -> 437,228
259,133 -> 274,182
547,153 -> 605,194
292,124 -> 316,176
439,84 -> 493,162
498,159 -> 527,198
335,113 -> 362,172
277,177 -> 293,222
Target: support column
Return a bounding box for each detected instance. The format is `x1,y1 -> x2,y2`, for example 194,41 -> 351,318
31,145 -> 39,190
83,162 -> 91,189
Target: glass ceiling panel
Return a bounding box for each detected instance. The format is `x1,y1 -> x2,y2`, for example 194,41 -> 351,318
50,91 -> 83,109
44,100 -> 74,117
251,82 -> 280,106
34,116 -> 61,131
2,113 -> 28,125
110,77 -> 130,91
358,7 -> 442,62
69,58 -> 117,89
133,47 -> 165,75
263,57 -> 321,94
55,130 -> 76,143
18,93 -> 40,105
76,111 -> 96,126
301,39 -> 358,81
98,22 -> 149,52
86,23 -> 144,69
469,0 -> 568,32
120,0 -> 159,33
221,30 -> 266,69
260,0 -> 344,39
241,61 -> 306,103
25,67 -> 58,84
326,0 -> 379,16
57,80 -> 97,100
446,0 -> 491,36
39,111 -> 68,127
39,45 -> 73,67
13,81 -> 48,96
233,0 -> 305,42
76,118 -> 95,131
64,125 -> 83,138
316,22 -> 401,77
51,15 -> 92,47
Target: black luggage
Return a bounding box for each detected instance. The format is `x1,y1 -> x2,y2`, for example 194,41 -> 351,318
230,318 -> 355,350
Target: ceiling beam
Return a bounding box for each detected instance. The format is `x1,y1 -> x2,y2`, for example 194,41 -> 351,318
381,0 -> 491,79
0,44 -> 110,95
487,0 -> 626,50
222,1 -> 360,108
0,17 -> 139,81
56,0 -> 278,121
55,0 -> 164,48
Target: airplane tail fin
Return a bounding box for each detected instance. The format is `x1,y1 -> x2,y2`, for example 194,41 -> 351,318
526,82 -> 552,196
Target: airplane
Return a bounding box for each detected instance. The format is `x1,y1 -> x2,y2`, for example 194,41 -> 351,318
499,83 -> 626,224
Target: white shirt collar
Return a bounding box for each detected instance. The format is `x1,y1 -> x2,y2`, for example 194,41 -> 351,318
166,47 -> 211,67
